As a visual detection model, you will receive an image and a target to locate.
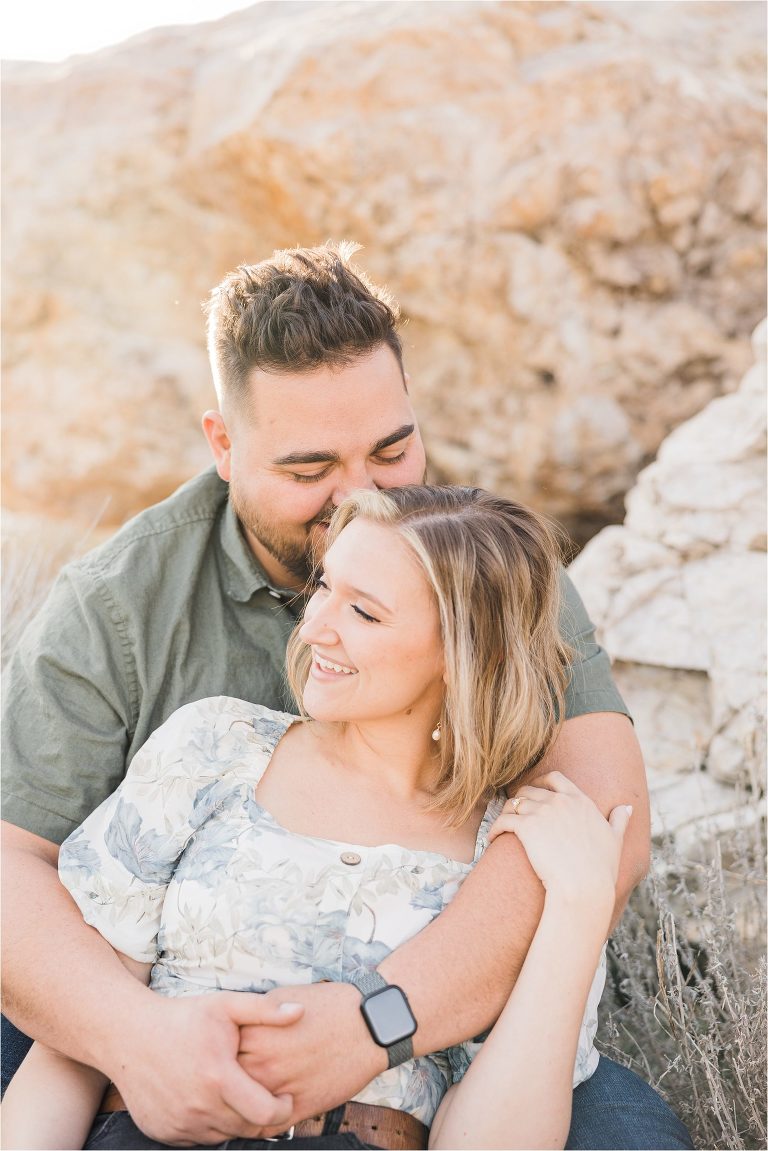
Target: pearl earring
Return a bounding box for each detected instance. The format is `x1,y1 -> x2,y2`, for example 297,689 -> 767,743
431,722 -> 441,742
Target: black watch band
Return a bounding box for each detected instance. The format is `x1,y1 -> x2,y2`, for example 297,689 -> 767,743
350,971 -> 416,1069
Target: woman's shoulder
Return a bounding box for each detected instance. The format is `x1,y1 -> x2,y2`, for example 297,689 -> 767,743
132,698 -> 301,781
156,696 -> 299,739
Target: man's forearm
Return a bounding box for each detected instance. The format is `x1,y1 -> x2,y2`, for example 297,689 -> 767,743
379,831 -> 544,1053
380,712 -> 649,1055
1,823 -> 154,1073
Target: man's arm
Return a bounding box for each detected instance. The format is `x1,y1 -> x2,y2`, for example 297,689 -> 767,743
384,713 -> 650,1037
3,568 -> 308,1144
1,822 -> 303,1144
238,712 -> 650,1119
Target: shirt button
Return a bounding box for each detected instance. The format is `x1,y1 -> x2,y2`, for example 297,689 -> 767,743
340,852 -> 362,866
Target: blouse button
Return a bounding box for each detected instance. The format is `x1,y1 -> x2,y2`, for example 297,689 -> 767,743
340,851 -> 362,866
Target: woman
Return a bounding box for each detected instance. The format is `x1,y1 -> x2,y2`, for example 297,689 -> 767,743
2,485 -> 631,1150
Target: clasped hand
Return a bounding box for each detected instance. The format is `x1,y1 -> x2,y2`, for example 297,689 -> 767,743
111,981 -> 380,1145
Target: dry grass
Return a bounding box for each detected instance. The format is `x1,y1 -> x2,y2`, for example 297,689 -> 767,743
599,797 -> 767,1151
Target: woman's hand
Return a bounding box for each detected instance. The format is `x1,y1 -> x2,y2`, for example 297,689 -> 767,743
488,770 -> 632,915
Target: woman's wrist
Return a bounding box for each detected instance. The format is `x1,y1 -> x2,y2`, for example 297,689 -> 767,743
542,882 -> 615,935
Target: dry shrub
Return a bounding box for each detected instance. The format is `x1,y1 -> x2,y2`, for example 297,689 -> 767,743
599,793 -> 767,1151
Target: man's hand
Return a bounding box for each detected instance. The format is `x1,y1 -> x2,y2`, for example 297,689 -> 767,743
1,823 -> 301,1146
238,982 -> 386,1123
108,994 -> 304,1146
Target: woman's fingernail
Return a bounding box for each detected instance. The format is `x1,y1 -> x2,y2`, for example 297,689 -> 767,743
624,805 -> 633,816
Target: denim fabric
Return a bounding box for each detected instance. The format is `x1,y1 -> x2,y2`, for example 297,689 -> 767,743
567,1056 -> 693,1149
84,1113 -> 379,1150
1,1016 -> 33,1097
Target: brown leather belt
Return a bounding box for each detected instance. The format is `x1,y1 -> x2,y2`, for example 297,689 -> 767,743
99,1085 -> 428,1149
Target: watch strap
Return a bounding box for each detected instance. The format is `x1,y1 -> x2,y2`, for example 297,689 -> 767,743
351,970 -> 388,997
385,1036 -> 414,1069
350,971 -> 415,1068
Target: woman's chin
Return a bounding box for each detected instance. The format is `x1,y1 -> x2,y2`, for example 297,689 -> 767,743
302,687 -> 346,724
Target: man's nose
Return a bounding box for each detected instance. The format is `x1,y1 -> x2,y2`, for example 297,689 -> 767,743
331,464 -> 377,505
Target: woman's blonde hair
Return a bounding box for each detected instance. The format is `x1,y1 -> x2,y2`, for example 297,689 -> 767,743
285,485 -> 573,826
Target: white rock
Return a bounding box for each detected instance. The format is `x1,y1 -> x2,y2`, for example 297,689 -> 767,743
569,327 -> 766,845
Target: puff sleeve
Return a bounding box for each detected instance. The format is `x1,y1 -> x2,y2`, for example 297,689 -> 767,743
57,696 -> 264,962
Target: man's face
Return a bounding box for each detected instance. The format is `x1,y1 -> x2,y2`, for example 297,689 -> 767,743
203,345 -> 427,590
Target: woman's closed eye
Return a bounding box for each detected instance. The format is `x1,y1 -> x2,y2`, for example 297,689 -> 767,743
352,604 -> 380,624
314,575 -> 380,623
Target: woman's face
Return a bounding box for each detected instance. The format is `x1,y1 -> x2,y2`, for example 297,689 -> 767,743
298,518 -> 445,729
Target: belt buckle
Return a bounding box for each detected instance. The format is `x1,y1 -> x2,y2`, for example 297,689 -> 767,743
264,1126 -> 295,1142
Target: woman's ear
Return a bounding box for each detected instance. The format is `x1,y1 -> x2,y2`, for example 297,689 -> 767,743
202,411 -> 232,481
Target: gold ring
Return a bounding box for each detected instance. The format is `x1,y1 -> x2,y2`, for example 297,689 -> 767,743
510,796 -> 522,815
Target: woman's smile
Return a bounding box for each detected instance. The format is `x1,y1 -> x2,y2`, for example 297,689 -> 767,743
311,652 -> 359,678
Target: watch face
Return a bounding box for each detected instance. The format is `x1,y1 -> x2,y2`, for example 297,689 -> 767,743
361,985 -> 417,1047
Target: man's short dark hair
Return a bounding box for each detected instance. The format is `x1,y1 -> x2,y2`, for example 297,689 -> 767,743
205,241 -> 404,410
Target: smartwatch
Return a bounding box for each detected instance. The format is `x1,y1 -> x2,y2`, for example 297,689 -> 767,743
350,971 -> 417,1068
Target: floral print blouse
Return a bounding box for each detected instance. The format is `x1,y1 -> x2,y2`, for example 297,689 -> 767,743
59,696 -> 604,1126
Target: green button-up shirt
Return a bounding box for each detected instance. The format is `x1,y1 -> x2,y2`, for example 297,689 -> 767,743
2,468 -> 628,844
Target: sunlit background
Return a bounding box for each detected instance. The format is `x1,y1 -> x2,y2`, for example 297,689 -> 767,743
2,0 -> 254,61
2,5 -> 766,1142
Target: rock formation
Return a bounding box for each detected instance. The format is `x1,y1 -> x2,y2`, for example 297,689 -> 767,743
569,320 -> 766,850
2,0 -> 765,553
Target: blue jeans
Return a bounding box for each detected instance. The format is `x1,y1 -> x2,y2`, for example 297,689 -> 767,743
2,1016 -> 691,1150
1,1016 -> 32,1097
567,1056 -> 693,1149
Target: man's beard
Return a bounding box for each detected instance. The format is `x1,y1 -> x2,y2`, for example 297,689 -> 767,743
230,487 -> 333,585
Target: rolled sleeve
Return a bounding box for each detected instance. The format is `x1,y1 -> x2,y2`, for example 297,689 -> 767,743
2,567 -> 135,843
559,570 -> 631,722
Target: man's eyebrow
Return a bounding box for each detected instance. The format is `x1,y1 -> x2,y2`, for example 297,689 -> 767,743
272,449 -> 341,467
370,424 -> 415,454
272,424 -> 415,468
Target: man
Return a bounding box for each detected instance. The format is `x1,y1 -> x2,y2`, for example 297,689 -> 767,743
2,243 -> 691,1148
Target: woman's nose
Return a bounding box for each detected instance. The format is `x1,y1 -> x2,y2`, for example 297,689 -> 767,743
299,606 -> 338,646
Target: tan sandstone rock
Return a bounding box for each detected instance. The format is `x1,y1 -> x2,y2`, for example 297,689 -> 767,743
2,0 -> 765,549
569,319 -> 767,844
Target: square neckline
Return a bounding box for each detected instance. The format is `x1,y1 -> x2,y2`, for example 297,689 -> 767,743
249,710 -> 504,868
